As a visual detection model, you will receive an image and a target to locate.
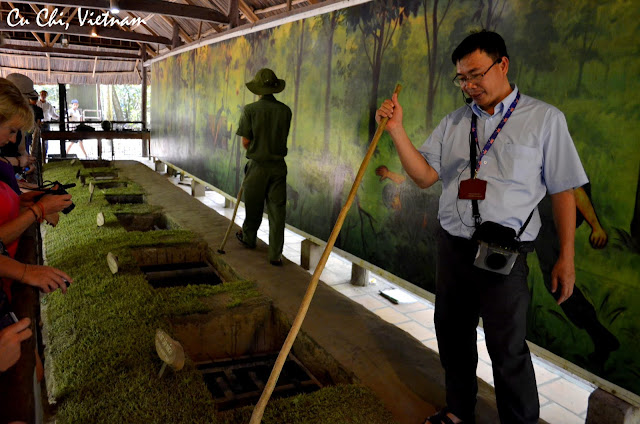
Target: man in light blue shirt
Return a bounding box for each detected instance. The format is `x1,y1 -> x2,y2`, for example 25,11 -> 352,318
376,31 -> 587,424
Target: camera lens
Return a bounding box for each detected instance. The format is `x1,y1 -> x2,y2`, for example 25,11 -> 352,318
485,252 -> 508,270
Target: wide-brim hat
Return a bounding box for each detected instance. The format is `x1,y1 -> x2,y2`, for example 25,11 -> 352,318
246,68 -> 285,95
6,73 -> 38,99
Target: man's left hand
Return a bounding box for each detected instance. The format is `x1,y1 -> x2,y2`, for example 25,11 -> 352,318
550,256 -> 575,305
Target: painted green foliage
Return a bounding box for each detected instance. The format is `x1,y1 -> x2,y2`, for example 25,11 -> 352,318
151,0 -> 640,395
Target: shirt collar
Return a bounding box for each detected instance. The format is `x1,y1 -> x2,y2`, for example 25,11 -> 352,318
471,84 -> 519,119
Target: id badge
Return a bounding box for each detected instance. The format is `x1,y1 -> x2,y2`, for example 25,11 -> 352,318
458,178 -> 487,200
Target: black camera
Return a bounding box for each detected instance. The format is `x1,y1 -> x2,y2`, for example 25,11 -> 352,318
0,311 -> 18,331
33,181 -> 76,214
472,221 -> 519,275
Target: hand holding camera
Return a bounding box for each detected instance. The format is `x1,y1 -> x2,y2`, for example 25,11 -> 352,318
0,317 -> 32,372
20,264 -> 73,294
32,181 -> 75,214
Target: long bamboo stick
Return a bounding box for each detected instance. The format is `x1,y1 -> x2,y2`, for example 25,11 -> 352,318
249,84 -> 402,424
217,184 -> 244,254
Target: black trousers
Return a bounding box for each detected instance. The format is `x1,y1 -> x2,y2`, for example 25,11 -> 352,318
435,229 -> 539,424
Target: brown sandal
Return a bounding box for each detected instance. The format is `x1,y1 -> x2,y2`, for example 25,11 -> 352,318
423,408 -> 460,424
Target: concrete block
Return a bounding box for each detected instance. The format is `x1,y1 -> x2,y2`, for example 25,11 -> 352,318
350,263 -> 369,287
154,160 -> 166,173
301,239 -> 322,271
224,197 -> 232,208
191,180 -> 205,197
586,389 -> 640,424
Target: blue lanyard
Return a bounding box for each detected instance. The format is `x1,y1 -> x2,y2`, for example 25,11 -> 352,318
471,92 -> 521,178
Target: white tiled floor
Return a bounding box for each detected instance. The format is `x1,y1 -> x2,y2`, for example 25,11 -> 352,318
142,158 -> 596,424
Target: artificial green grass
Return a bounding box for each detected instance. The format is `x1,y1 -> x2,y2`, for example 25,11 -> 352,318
41,161 -> 397,424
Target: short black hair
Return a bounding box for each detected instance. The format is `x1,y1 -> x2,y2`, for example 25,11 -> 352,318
451,30 -> 509,65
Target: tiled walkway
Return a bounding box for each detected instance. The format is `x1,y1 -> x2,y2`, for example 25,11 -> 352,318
143,158 -> 595,424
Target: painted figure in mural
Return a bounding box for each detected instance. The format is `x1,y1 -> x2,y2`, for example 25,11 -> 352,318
376,31 -> 588,424
375,165 -> 440,285
66,99 -> 88,159
235,68 -> 292,266
535,183 -> 619,368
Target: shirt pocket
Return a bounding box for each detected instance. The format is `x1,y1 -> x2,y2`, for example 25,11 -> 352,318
499,144 -> 540,181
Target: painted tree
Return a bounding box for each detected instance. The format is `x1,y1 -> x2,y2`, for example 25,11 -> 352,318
471,0 -> 508,30
422,0 -> 454,128
632,163 -> 640,246
560,0 -> 609,96
320,11 -> 344,155
346,0 -> 419,142
291,20 -> 307,150
510,0 -> 558,92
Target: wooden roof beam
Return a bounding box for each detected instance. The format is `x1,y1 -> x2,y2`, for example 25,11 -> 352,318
160,15 -> 193,44
7,0 -> 229,24
182,0 -> 223,33
255,0 -> 307,15
0,43 -> 141,59
7,2 -> 46,47
50,7 -> 76,46
238,0 -> 259,23
0,21 -> 172,44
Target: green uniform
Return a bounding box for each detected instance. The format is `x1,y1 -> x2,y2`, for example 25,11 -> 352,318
236,94 -> 292,261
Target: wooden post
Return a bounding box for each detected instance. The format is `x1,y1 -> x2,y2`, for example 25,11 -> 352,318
350,263 -> 369,287
229,0 -> 239,28
59,83 -> 67,157
171,24 -> 180,49
141,47 -> 149,156
300,239 -> 322,271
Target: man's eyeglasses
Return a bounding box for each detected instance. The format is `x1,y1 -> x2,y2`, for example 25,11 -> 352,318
452,58 -> 501,87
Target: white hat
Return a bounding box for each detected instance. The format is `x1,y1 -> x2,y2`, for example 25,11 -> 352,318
6,73 -> 38,98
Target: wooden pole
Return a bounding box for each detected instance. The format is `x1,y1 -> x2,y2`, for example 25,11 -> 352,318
217,185 -> 244,254
141,47 -> 148,131
249,84 -> 402,424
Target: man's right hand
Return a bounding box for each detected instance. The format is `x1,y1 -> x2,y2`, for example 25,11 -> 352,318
0,318 -> 32,372
375,93 -> 403,133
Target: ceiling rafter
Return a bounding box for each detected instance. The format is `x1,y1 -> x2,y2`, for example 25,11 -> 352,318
255,0 -> 308,15
49,7 -> 75,46
160,15 -> 192,44
7,0 -> 229,24
238,0 -> 259,23
0,43 -> 141,60
96,8 -> 159,59
0,0 -> 328,84
7,2 -> 46,46
0,20 -> 172,44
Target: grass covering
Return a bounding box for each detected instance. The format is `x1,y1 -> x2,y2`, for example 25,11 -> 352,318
41,161 -> 397,424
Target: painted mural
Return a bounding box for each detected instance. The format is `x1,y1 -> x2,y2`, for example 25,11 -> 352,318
151,0 -> 640,397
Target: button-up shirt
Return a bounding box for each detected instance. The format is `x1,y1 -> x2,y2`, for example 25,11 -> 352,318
36,99 -> 59,121
236,94 -> 292,163
419,86 -> 588,241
